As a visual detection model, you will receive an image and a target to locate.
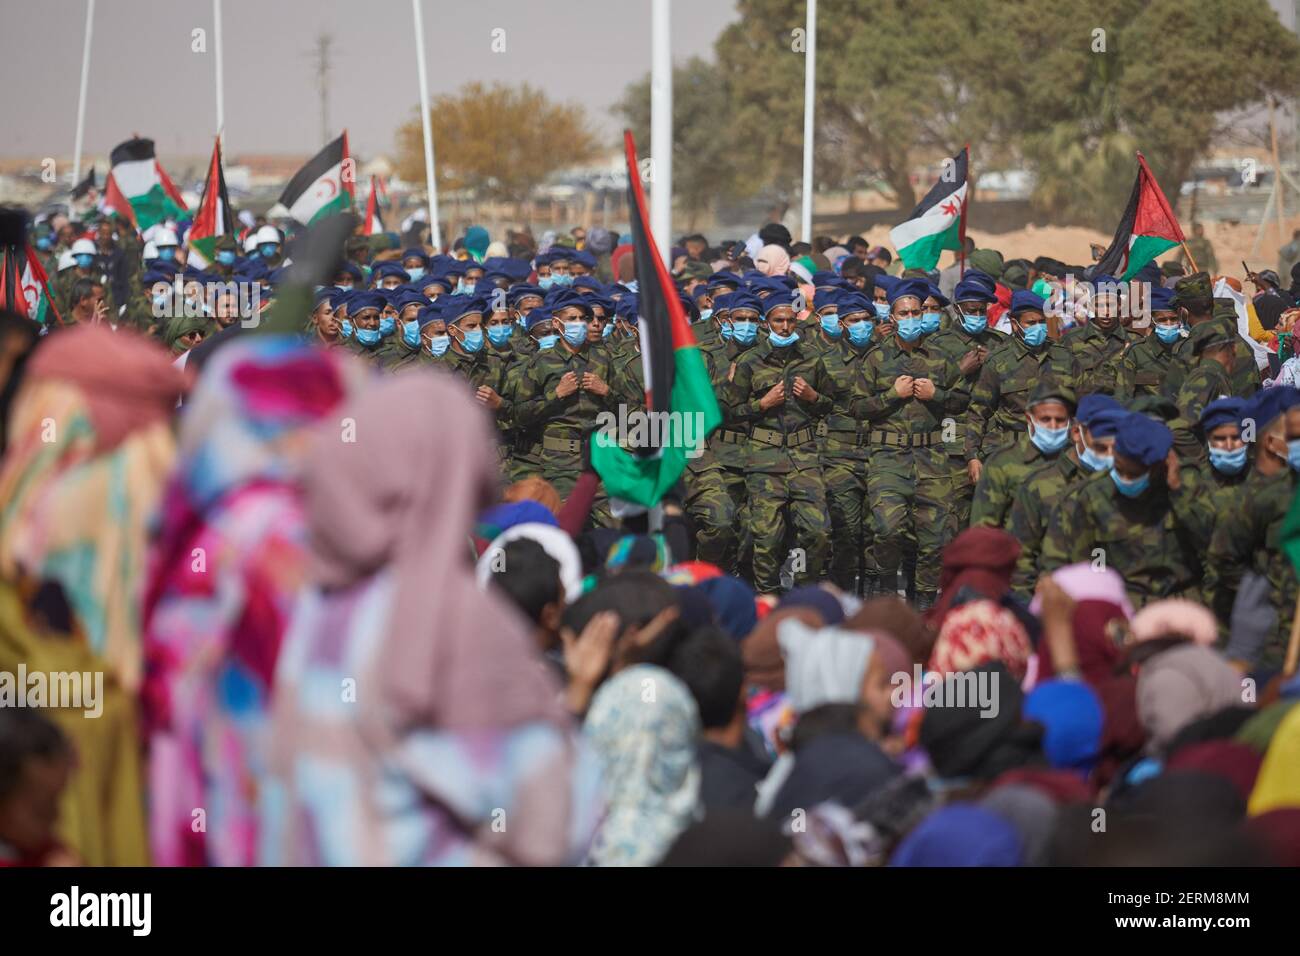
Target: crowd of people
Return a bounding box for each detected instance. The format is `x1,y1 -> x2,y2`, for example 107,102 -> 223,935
0,205 -> 1298,867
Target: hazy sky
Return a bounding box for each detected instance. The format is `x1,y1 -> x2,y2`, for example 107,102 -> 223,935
0,0 -> 739,161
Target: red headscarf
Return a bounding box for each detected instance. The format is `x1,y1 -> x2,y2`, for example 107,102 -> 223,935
1037,599 -> 1127,685
928,527 -> 1021,627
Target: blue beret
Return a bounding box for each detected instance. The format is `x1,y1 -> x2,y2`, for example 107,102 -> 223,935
312,287 -> 335,309
761,289 -> 799,316
572,275 -> 604,293
433,256 -> 468,279
925,283 -> 949,308
416,303 -> 446,329
1009,288 -> 1048,316
1243,385 -> 1300,431
707,271 -> 742,291
587,293 -> 616,316
814,287 -> 841,312
710,291 -> 732,313
836,291 -> 874,318
507,284 -> 544,307
690,284 -> 713,302
549,289 -> 593,317
1087,408 -> 1125,439
234,260 -> 269,281
1149,285 -> 1176,313
887,278 -> 930,305
336,262 -> 364,283
811,271 -> 849,289
371,261 -> 411,283
1200,397 -> 1246,433
525,307 -> 555,332
614,294 -> 639,320
874,274 -> 899,297
953,270 -> 998,304
496,257 -> 534,282
142,267 -> 179,287
400,248 -> 429,267
727,290 -> 763,315
349,290 -> 386,314
1115,413 -> 1173,466
571,250 -> 598,270
1077,393 -> 1125,426
331,290 -> 355,312
442,293 -> 489,324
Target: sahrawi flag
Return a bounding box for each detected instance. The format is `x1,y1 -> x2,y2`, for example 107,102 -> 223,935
103,137 -> 187,231
280,132 -> 355,226
890,147 -> 968,271
589,131 -> 722,508
363,175 -> 386,235
1093,153 -> 1185,281
0,243 -> 61,326
186,137 -> 235,268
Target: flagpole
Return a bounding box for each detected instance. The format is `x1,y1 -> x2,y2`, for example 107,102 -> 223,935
651,0 -> 673,267
411,0 -> 442,251
800,0 -> 817,243
72,0 -> 95,188
959,142 -> 970,277
214,0 -> 225,148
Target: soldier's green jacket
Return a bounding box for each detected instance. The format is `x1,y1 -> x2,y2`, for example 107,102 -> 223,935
820,337 -> 878,458
699,339 -> 757,472
375,336 -> 426,372
1006,450 -> 1098,596
513,341 -> 623,470
930,324 -> 1003,457
1204,468 -> 1298,667
1174,360 -> 1235,432
725,337 -> 834,474
1048,322 -> 1138,396
691,318 -> 718,349
850,336 -> 969,437
52,266 -> 117,321
970,434 -> 1063,529
1039,474 -> 1203,608
1176,318 -> 1260,398
965,335 -> 1054,461
1181,461 -> 1250,553
487,342 -> 528,433
1119,334 -> 1190,403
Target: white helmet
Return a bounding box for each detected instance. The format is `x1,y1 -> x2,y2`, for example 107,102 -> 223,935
57,250 -> 77,271
154,227 -> 179,247
143,241 -> 159,260
243,232 -> 260,253
255,225 -> 281,246
70,238 -> 96,256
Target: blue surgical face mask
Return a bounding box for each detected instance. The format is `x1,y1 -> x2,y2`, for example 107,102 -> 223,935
921,311 -> 942,334
601,323 -> 613,339
538,275 -> 556,290
1030,420 -> 1071,454
407,267 -> 425,282
487,324 -> 513,346
769,329 -> 799,348
1155,323 -> 1183,344
844,319 -> 872,347
402,320 -> 421,348
625,280 -> 639,293
335,282 -> 353,292
873,302 -> 891,319
355,326 -> 382,348
699,308 -> 714,323
536,333 -> 559,350
259,244 -> 278,258
553,273 -> 574,287
820,313 -> 842,338
426,333 -> 450,356
961,312 -> 988,334
896,317 -> 925,342
1208,445 -> 1247,475
732,319 -> 758,345
1079,443 -> 1114,473
1021,322 -> 1048,347
157,247 -> 175,262
459,327 -> 484,353
75,253 -> 95,268
36,237 -> 52,250
720,321 -> 734,341
216,250 -> 236,266
152,292 -> 169,310
1109,467 -> 1151,498
458,280 -> 477,295
1288,438 -> 1300,472
379,316 -> 396,337
562,321 -> 587,347
340,319 -> 354,340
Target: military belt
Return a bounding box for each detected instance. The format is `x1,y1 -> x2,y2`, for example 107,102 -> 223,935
717,429 -> 748,445
867,429 -> 945,448
826,428 -> 869,447
542,435 -> 582,454
751,426 -> 815,448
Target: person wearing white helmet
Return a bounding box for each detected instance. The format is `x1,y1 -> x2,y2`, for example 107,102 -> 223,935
53,236 -> 116,319
153,227 -> 181,265
254,225 -> 284,267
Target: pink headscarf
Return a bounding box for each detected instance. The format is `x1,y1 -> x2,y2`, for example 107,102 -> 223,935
1029,563 -> 1136,620
1130,599 -> 1218,646
755,244 -> 791,277
303,372 -> 564,731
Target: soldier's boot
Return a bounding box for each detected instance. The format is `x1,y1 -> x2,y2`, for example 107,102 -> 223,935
914,590 -> 939,613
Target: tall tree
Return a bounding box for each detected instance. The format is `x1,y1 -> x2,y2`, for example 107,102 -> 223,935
396,82 -> 599,203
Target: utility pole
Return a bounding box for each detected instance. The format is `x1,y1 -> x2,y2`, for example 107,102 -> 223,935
312,34 -> 333,146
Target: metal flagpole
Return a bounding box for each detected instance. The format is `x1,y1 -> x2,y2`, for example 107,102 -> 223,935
800,0 -> 817,242
72,0 -> 96,188
412,0 -> 442,250
651,0 -> 673,266
214,0 -> 225,147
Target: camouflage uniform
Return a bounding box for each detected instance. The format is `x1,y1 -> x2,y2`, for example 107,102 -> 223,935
1048,322 -> 1136,397
725,337 -> 834,593
852,336 -> 970,599
819,335 -> 878,593
1118,333 -> 1191,404
1039,472 -> 1202,610
930,322 -> 1004,530
1005,451 -> 1099,598
970,434 -> 1064,530
52,265 -> 116,322
513,341 -> 621,527
1204,468 -> 1297,670
966,336 -> 1055,464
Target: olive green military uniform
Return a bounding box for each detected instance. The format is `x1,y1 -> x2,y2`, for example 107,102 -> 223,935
52,265 -> 116,322
1180,235 -> 1218,275
819,335 -> 879,593
1048,322 -> 1137,397
1006,450 -> 1101,598
851,336 -> 970,599
1204,468 -> 1297,669
725,337 -> 834,593
1119,333 -> 1191,403
694,337 -> 758,576
1039,471 -> 1202,610
966,335 -> 1056,464
970,434 -> 1064,530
